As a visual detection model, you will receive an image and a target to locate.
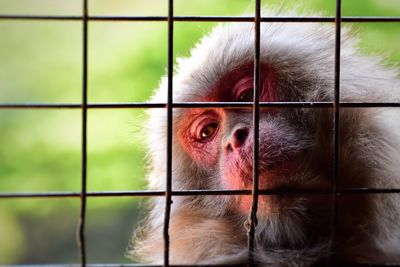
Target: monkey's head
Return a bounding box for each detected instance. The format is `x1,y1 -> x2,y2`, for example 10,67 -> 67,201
135,10 -> 400,264
144,17 -> 400,248
145,21 -> 345,244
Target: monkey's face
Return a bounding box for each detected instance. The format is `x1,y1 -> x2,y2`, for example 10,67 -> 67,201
176,63 -> 330,216
138,18 -> 400,264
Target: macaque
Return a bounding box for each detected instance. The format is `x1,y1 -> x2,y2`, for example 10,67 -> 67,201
130,9 -> 400,266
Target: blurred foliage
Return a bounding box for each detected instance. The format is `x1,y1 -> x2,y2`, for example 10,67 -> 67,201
0,0 -> 399,264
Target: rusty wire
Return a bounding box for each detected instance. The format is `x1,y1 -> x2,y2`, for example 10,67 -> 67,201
1,1 -> 400,267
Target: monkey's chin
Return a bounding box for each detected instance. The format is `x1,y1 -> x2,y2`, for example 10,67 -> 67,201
234,182 -> 284,216
235,194 -> 269,216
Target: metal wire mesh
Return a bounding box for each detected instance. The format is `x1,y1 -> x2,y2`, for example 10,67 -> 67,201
1,0 -> 400,266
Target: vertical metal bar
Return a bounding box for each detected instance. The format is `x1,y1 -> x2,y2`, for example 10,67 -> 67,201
78,0 -> 88,265
247,0 -> 261,265
163,0 -> 174,266
329,0 -> 342,265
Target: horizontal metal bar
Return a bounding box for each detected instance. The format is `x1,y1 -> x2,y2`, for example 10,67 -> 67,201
173,102 -> 333,108
0,191 -> 164,198
1,263 -> 400,267
0,103 -> 165,109
0,15 -> 82,20
0,15 -> 400,22
7,263 -> 400,267
338,188 -> 400,194
0,265 -> 246,267
0,103 -> 82,109
342,17 -> 400,23
340,102 -> 400,108
0,102 -> 399,109
1,188 -> 400,199
0,264 -> 271,267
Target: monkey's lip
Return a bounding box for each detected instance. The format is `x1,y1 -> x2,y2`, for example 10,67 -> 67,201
241,159 -> 299,189
222,153 -> 300,191
230,159 -> 303,215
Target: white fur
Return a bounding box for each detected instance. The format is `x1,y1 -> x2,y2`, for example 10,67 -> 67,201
131,9 -> 400,266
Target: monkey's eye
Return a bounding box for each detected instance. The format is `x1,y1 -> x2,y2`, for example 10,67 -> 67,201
199,122 -> 218,141
189,111 -> 220,143
238,89 -> 254,102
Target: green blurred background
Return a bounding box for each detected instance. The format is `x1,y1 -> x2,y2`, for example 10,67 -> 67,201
0,0 -> 399,264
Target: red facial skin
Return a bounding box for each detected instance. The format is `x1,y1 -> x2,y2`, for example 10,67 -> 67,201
222,142 -> 300,213
178,108 -> 224,166
178,64 -> 294,214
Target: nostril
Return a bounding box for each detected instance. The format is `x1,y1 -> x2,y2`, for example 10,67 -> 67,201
225,143 -> 233,152
224,127 -> 250,152
233,128 -> 249,147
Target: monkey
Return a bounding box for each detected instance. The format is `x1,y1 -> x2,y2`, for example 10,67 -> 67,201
129,9 -> 400,267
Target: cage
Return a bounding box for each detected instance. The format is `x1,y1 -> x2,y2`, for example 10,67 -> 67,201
1,0 -> 400,266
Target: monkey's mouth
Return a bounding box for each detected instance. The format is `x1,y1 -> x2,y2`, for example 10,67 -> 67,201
221,154 -> 308,216
243,159 -> 300,189
221,149 -> 302,191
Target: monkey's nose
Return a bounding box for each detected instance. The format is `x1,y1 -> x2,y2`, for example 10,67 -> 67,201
225,127 -> 249,152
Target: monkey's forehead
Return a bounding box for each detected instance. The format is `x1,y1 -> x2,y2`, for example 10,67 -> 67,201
149,11 -> 400,111
151,21 -> 342,105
